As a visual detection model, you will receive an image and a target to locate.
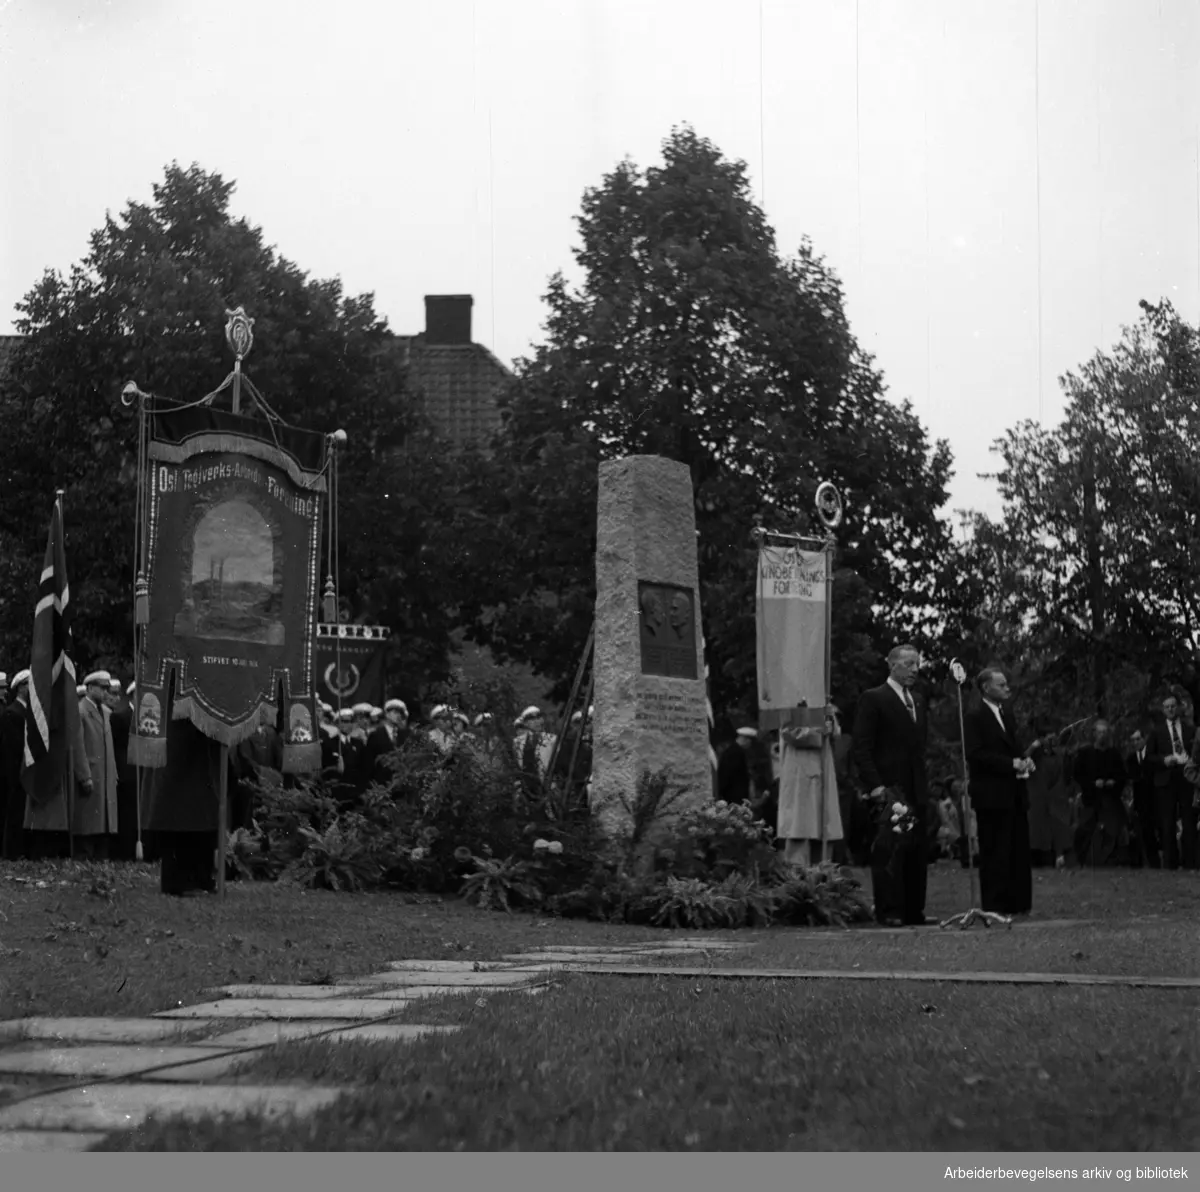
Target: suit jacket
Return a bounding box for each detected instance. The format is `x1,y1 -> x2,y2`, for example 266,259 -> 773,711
716,743 -> 751,803
851,683 -> 928,807
1146,717 -> 1197,788
77,695 -> 119,836
0,700 -> 27,808
963,701 -> 1026,813
108,704 -> 135,785
1126,747 -> 1154,799
362,722 -> 406,784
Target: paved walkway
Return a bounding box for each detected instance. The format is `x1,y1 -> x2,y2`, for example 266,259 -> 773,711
5,928 -> 1193,1152
0,938 -> 746,1151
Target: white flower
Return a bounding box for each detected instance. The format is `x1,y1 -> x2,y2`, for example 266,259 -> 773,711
410,847 -> 425,861
892,802 -> 906,814
533,838 -> 550,851
547,841 -> 563,855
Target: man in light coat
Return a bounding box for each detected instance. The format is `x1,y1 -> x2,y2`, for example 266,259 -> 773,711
76,669 -> 119,858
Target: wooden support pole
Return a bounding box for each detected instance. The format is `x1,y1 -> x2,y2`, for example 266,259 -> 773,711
216,743 -> 229,895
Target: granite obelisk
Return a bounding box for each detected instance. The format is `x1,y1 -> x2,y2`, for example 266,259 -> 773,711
591,455 -> 712,844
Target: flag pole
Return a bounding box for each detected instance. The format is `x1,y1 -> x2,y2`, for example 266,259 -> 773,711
57,489 -> 75,861
213,307 -> 253,896
814,483 -> 843,866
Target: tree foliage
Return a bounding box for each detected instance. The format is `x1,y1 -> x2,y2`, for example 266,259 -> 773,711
0,162 -> 464,684
938,300 -> 1200,730
453,127 -> 954,716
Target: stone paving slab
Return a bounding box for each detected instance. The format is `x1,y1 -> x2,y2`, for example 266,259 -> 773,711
364,986 -> 486,1001
534,944 -> 683,953
0,1044 -> 246,1080
656,940 -> 749,949
155,998 -> 409,1020
201,1021 -> 360,1047
376,969 -> 540,985
499,952 -> 651,964
0,1018 -> 222,1046
321,1023 -> 462,1044
0,1083 -> 345,1132
383,960 -> 518,972
0,1129 -> 109,1152
145,1054 -> 258,1082
209,984 -> 376,1000
569,965 -> 1200,988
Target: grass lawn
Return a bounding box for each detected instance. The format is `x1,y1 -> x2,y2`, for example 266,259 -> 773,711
93,977 -> 1200,1151
0,859 -> 674,1022
6,856 -> 1200,1151
4,860 -> 1199,1023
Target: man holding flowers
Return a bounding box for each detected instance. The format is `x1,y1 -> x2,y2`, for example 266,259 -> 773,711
852,644 -> 932,926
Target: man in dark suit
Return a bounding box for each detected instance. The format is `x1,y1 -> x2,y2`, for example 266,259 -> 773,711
963,667 -> 1034,916
852,644 -> 932,926
716,727 -> 755,804
1,669 -> 31,859
1126,728 -> 1157,867
1146,692 -> 1197,870
106,679 -> 140,861
361,698 -> 411,788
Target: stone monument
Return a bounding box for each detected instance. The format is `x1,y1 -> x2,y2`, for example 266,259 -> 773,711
591,455 -> 712,845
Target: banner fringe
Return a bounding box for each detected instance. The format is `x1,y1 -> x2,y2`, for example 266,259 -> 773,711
127,734 -> 168,769
281,742 -> 323,774
172,696 -> 281,749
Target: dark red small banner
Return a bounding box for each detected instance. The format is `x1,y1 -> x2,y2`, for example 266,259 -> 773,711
315,624 -> 391,709
128,406 -> 328,773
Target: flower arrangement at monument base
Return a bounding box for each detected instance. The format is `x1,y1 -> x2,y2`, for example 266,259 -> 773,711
232,718 -> 871,927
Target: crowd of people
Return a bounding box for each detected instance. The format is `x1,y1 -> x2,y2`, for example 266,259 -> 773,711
717,648 -> 1200,924
0,663 -> 595,868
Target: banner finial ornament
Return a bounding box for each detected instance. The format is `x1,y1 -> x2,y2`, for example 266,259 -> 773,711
814,482 -> 844,530
224,307 -> 255,361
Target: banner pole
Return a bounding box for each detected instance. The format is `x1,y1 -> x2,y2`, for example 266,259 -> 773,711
55,490 -> 76,861
216,743 -> 228,895
819,535 -> 834,862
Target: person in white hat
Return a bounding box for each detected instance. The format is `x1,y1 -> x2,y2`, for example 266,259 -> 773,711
427,705 -> 455,755
76,670 -> 119,859
1,670 -> 31,858
362,698 -> 410,785
716,726 -> 757,807
514,705 -> 554,788
106,677 -> 139,861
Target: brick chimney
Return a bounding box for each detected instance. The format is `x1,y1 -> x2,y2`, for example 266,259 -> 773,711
424,295 -> 473,345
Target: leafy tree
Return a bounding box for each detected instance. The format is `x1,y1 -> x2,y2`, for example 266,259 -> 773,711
939,300 -> 1200,728
0,162 -> 463,685
453,127 -> 954,715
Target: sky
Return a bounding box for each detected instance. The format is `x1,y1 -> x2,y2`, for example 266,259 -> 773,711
2,0 -> 1199,524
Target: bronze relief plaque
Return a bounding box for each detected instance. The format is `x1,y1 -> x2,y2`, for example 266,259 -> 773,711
638,581 -> 698,680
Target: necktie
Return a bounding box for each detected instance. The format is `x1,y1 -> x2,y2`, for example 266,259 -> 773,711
1171,720 -> 1182,754
903,689 -> 916,721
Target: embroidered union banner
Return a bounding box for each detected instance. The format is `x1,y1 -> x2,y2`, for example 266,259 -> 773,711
315,623 -> 391,708
755,544 -> 828,732
128,405 -> 327,773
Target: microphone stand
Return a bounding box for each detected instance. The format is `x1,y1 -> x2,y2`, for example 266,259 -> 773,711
940,660 -> 1013,930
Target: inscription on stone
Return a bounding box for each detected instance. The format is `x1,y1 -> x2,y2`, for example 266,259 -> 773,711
637,581 -> 697,680
635,688 -> 705,735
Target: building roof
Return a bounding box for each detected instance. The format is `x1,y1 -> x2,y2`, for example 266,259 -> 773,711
391,334 -> 512,450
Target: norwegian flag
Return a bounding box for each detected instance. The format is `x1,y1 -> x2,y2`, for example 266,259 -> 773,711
23,496 -> 81,775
